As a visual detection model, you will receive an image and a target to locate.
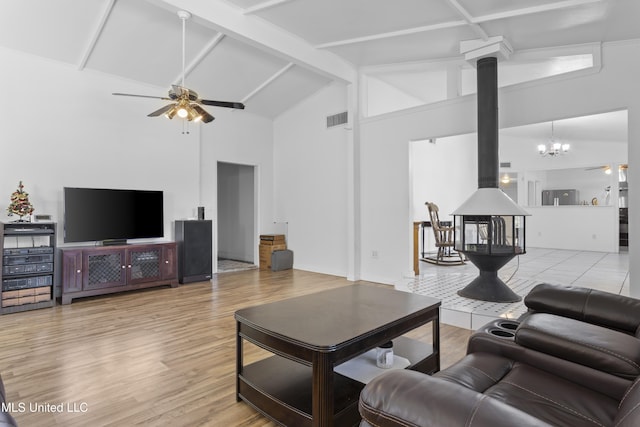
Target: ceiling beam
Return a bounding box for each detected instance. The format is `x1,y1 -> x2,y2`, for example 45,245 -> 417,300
77,0 -> 117,70
315,0 -> 605,49
444,0 -> 489,41
172,32 -> 225,86
241,62 -> 294,104
473,0 -> 604,23
243,0 -> 298,15
153,0 -> 356,83
315,20 -> 466,49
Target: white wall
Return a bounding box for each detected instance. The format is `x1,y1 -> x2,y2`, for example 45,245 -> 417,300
0,45 -> 275,278
273,82 -> 349,276
411,134 -> 477,255
199,108 -> 274,272
0,47 -> 200,245
411,134 -> 478,221
359,97 -> 477,284
364,76 -> 424,117
359,40 -> 640,295
526,206 -> 618,252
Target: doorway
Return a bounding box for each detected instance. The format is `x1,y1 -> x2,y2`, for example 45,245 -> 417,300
217,162 -> 257,272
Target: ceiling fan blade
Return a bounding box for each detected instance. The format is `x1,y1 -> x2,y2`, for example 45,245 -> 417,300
113,93 -> 171,101
147,104 -> 176,117
200,99 -> 245,109
192,104 -> 215,123
186,88 -> 198,101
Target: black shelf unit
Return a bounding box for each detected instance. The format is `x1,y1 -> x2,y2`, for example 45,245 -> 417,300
0,222 -> 56,314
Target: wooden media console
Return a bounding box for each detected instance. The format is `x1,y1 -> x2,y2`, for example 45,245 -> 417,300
60,242 -> 178,304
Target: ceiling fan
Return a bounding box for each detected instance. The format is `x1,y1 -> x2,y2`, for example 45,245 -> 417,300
585,164 -> 627,175
112,10 -> 244,124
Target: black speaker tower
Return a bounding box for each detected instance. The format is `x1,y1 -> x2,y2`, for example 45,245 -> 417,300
175,220 -> 212,284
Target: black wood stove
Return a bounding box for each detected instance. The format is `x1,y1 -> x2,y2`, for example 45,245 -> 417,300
452,57 -> 529,303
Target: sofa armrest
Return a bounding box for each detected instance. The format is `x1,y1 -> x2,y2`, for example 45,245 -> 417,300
524,283 -> 640,335
516,313 -> 640,380
359,370 -> 552,427
0,375 -> 17,427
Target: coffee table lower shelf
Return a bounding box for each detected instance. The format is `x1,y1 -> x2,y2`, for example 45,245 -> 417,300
238,336 -> 435,427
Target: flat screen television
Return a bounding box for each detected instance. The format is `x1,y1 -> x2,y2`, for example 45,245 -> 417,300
64,187 -> 164,244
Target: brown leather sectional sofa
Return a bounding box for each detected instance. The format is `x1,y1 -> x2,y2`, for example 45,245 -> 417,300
0,375 -> 17,426
359,284 -> 640,426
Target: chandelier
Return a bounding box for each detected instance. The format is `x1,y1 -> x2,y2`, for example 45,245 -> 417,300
537,121 -> 570,156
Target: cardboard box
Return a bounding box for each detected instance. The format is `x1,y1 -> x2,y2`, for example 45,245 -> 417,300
34,293 -> 51,303
260,234 -> 286,245
259,243 -> 287,269
34,286 -> 50,295
2,286 -> 51,306
2,296 -> 35,307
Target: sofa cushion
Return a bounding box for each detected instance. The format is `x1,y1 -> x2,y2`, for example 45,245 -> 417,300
516,313 -> 640,380
484,361 -> 618,426
435,353 -> 619,427
359,368 -> 553,427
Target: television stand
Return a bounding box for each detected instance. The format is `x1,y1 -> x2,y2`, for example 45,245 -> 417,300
60,242 -> 178,304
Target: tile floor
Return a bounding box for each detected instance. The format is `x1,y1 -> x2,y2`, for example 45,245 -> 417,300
217,258 -> 258,273
396,247 -> 630,330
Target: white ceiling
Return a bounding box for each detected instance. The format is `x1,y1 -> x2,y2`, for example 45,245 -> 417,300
0,0 -> 638,123
502,110 -> 628,144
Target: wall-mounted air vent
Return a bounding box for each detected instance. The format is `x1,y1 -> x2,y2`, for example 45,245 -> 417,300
326,111 -> 348,128
500,162 -> 512,168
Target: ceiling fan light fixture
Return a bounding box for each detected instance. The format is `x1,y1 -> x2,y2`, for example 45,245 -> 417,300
177,106 -> 189,119
186,105 -> 199,122
165,106 -> 178,119
192,104 -> 214,123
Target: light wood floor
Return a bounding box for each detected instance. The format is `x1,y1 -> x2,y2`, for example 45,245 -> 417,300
0,269 -> 472,426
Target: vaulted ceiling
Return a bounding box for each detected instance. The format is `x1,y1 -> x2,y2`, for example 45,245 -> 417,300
0,0 -> 638,120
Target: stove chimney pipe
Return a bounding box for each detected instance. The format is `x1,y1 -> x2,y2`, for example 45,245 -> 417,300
477,57 -> 499,189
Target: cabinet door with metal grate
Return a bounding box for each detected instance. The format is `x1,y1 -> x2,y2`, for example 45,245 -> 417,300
85,251 -> 126,289
128,248 -> 162,284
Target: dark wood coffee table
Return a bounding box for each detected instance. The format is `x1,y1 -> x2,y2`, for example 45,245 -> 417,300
235,284 -> 441,427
